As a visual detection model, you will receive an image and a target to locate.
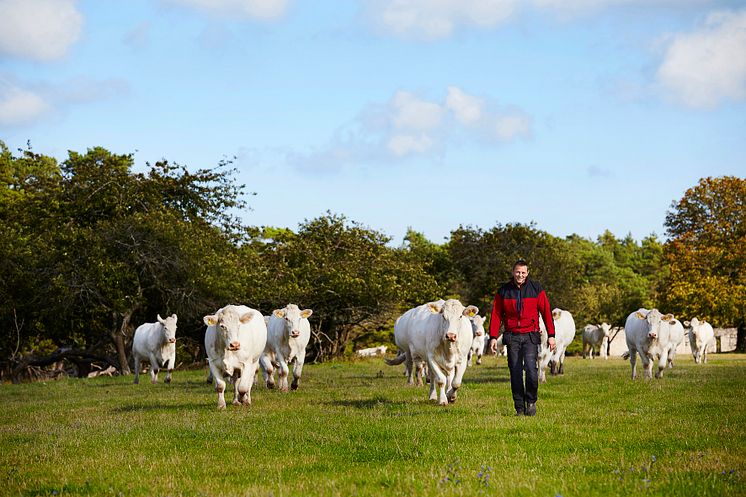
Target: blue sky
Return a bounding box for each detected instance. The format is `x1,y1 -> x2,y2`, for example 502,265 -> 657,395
1,0 -> 745,244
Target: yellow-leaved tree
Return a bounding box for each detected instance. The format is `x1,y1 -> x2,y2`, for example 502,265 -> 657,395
662,176 -> 746,351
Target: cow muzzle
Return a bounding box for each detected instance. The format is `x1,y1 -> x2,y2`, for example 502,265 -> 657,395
648,333 -> 657,340
228,342 -> 241,351
446,332 -> 457,342
168,338 -> 176,344
290,330 -> 300,338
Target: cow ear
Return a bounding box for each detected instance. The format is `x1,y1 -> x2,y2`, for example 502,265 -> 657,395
171,314 -> 177,323
204,315 -> 217,326
635,311 -> 646,319
301,309 -> 313,319
683,321 -> 690,327
240,312 -> 254,324
427,302 -> 442,314
663,313 -> 674,321
463,305 -> 478,317
273,309 -> 286,318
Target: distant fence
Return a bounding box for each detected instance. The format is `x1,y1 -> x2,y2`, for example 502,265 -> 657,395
607,328 -> 737,357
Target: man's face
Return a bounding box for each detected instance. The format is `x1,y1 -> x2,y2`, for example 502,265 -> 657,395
513,265 -> 528,286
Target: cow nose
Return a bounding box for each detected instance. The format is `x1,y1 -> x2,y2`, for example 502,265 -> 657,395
648,333 -> 656,339
290,330 -> 300,338
168,338 -> 176,343
446,332 -> 457,342
229,341 -> 241,350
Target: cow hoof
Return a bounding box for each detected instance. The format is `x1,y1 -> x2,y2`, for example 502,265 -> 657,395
232,398 -> 240,406
165,377 -> 171,384
438,400 -> 448,406
476,359 -> 482,365
217,402 -> 226,410
133,378 -> 139,385
266,381 -> 275,389
280,386 -> 289,393
291,382 -> 298,391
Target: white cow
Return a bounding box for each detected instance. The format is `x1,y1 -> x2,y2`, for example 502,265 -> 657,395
259,304 -> 312,392
538,309 -> 576,383
204,305 -> 267,409
684,317 -> 715,364
468,315 -> 487,366
132,314 -> 177,385
385,299 -> 478,405
623,308 -> 677,379
665,319 -> 685,368
582,323 -> 612,359
356,345 -> 388,357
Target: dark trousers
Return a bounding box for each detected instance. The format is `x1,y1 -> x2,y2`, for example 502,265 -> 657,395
505,332 -> 539,411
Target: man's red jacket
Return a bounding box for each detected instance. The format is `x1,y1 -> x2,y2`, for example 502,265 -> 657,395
489,278 -> 556,339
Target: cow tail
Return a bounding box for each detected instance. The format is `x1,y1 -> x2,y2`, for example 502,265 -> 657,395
384,353 -> 407,366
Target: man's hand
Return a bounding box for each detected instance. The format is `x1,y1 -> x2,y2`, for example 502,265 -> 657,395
548,337 -> 556,352
489,337 -> 498,354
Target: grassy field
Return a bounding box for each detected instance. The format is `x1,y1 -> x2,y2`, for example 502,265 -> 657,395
1,353 -> 745,497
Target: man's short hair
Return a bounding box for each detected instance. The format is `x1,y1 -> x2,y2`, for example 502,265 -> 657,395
512,259 -> 528,270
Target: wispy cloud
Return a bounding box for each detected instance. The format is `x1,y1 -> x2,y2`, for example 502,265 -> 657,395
587,165 -> 613,178
162,0 -> 290,20
656,8 -> 746,109
289,87 -> 532,171
364,0 -> 519,40
0,76 -> 129,129
0,79 -> 50,127
0,0 -> 83,61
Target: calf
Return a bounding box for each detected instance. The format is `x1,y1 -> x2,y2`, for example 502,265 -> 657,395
132,314 -> 177,384
259,304 -> 313,391
582,323 -> 612,359
204,305 -> 267,409
684,317 -> 715,364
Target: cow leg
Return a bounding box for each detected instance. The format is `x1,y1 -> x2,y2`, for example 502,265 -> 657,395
259,354 -> 275,389
133,356 -> 141,384
641,354 -> 653,380
476,350 -> 482,365
558,356 -> 565,375
164,357 -> 174,384
232,370 -> 242,405
414,359 -> 425,387
291,359 -> 304,391
238,364 -> 255,406
448,363 -> 466,403
629,350 -> 638,379
277,357 -> 290,392
427,358 -> 448,406
210,363 -> 227,410
148,354 -> 160,384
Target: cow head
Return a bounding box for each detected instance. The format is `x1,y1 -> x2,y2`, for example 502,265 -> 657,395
471,315 -> 486,337
273,304 -> 313,339
683,317 -> 700,332
428,299 -> 479,343
157,314 -> 178,344
634,309 -> 674,340
552,309 -> 563,321
203,305 -> 255,351
600,322 -> 612,338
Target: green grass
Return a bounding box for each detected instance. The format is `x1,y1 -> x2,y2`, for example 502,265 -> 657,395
1,354 -> 745,496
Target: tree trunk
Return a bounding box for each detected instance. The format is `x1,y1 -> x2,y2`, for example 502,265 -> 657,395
737,321 -> 746,353
111,308 -> 137,375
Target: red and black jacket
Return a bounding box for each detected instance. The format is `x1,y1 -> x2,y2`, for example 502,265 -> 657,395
489,278 -> 555,339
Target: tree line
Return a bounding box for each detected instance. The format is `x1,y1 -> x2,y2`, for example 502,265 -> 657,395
1,142 -> 743,381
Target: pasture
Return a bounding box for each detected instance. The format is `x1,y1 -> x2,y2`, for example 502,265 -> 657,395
1,354 -> 745,497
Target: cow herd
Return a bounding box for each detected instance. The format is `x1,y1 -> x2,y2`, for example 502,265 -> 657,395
130,301 -> 717,409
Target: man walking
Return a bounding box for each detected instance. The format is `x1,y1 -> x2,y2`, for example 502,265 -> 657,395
489,259 -> 556,416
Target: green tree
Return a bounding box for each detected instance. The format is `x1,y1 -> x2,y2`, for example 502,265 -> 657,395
258,213 -> 440,361
661,176 -> 746,351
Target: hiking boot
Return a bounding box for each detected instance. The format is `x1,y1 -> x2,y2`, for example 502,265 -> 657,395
526,403 -> 537,416
515,409 -> 525,416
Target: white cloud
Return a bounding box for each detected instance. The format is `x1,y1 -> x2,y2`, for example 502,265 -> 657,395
391,91 -> 444,130
0,0 -> 83,61
657,9 -> 746,108
446,86 -> 483,124
366,0 -> 519,40
532,0 -> 718,18
290,86 -> 532,170
0,81 -> 50,127
164,0 -> 289,20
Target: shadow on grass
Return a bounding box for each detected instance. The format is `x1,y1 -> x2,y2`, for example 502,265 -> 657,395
328,396 -> 407,409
